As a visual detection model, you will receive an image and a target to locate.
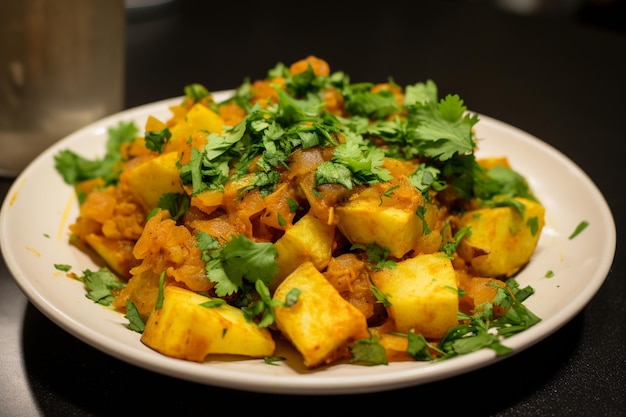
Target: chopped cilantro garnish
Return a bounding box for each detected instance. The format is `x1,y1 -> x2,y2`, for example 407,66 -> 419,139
54,264 -> 72,272
196,232 -> 278,297
144,128 -> 171,153
264,356 -> 286,365
370,286 -> 392,307
184,83 -> 211,101
54,121 -> 138,185
152,193 -> 190,221
440,226 -> 471,258
74,267 -> 125,306
352,242 -> 397,270
569,220 -> 589,239
350,336 -> 388,365
125,300 -> 145,333
54,57 -> 547,370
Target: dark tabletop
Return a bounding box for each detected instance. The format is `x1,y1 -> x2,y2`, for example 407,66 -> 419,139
1,1 -> 624,415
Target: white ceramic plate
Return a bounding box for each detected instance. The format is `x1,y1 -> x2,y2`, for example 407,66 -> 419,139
0,92 -> 616,395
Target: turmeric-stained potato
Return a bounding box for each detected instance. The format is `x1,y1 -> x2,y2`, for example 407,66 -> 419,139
454,197 -> 545,277
273,261 -> 370,369
122,151 -> 184,212
335,177 -> 425,259
113,269 -> 167,320
271,213 -> 335,290
165,103 -> 225,152
141,286 -> 275,362
370,253 -> 459,339
83,233 -> 138,279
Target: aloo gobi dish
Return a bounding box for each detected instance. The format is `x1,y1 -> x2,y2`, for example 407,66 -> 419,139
54,56 -> 544,369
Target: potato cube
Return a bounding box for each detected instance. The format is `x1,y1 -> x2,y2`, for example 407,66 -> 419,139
84,233 -> 137,279
123,151 -> 184,211
335,186 -> 424,259
271,213 -> 335,290
370,253 -> 458,339
454,197 -> 545,277
167,103 -> 225,151
273,261 -> 370,368
141,286 -> 275,362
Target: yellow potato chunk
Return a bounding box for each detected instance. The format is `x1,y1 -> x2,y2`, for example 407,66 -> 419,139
335,180 -> 424,258
273,261 -> 370,368
271,213 -> 335,290
145,115 -> 167,132
141,286 -> 275,362
83,233 -> 137,279
370,253 -> 458,339
167,103 -> 225,151
123,151 -> 184,212
454,197 -> 545,277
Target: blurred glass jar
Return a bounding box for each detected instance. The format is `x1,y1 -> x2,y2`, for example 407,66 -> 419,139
0,0 -> 125,176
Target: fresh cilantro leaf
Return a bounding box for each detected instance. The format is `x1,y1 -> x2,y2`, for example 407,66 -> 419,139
184,83 -> 210,101
416,205 -> 432,235
154,193 -> 190,221
477,165 -> 537,202
241,280 -> 293,328
76,267 -> 125,306
264,356 -> 286,365
408,164 -> 447,194
204,121 -> 247,161
440,226 -> 471,258
569,220 -> 589,239
155,271 -> 165,310
144,128 -> 171,153
54,121 -> 138,185
370,285 -> 392,307
315,161 -> 354,189
54,264 -> 72,272
222,234 -> 278,288
197,232 -> 278,298
406,330 -> 433,361
404,80 -> 438,106
345,88 -> 399,119
315,140 -> 392,189
125,300 -> 145,333
436,278 -> 540,360
350,336 -> 388,365
527,216 -> 540,236
410,94 -> 478,161
200,299 -> 227,308
353,242 -> 396,270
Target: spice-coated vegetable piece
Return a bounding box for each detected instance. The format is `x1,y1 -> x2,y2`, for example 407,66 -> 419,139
376,333 -> 413,362
113,270 -> 165,321
83,233 -> 137,279
165,103 -> 225,152
370,253 -> 459,339
335,176 -> 426,259
123,151 -> 184,212
271,213 -> 335,290
454,197 -> 545,278
141,286 -> 276,362
462,277 -> 508,317
273,261 -> 370,369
